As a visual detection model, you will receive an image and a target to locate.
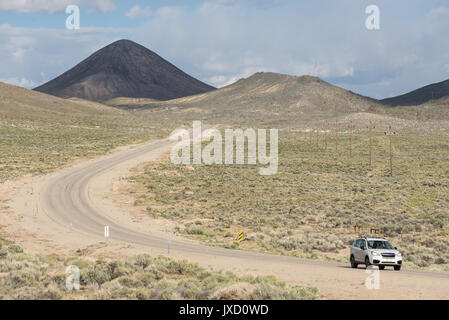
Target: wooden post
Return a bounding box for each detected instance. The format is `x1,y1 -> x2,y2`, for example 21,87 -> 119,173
348,121 -> 354,158
335,121 -> 339,153
368,122 -> 375,167
325,122 -> 328,150
385,126 -> 397,177
354,224 -> 364,234
389,130 -> 393,176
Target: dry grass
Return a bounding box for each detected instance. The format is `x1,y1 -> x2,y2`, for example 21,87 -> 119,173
0,83 -> 170,183
0,241 -> 318,300
128,129 -> 449,271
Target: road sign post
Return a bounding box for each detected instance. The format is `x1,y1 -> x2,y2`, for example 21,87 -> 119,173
237,231 -> 244,244
104,226 -> 109,242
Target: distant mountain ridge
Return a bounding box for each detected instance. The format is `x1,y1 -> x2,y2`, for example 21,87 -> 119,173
34,39 -> 215,102
382,78 -> 449,106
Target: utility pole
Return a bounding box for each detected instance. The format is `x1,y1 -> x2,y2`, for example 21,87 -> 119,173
325,122 -> 328,150
384,126 -> 397,177
335,120 -> 339,153
348,121 -> 354,158
368,121 -> 375,167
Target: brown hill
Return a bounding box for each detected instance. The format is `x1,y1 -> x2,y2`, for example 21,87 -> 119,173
0,81 -> 121,123
105,72 -> 384,125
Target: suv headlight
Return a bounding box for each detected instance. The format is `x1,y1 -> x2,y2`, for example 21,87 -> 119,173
396,252 -> 402,257
371,251 -> 380,256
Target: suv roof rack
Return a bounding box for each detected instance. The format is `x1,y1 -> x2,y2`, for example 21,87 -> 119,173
358,235 -> 386,240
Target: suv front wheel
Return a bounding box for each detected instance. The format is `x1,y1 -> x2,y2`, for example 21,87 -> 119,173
350,255 -> 358,268
365,256 -> 371,268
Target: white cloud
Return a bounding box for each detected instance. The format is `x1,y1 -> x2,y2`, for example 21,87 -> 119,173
135,1 -> 361,90
0,0 -> 116,14
0,24 -> 129,89
210,66 -> 270,87
156,6 -> 184,19
208,75 -> 227,87
0,77 -> 37,88
1,0 -> 449,98
92,0 -> 116,13
126,5 -> 151,19
131,0 -> 449,98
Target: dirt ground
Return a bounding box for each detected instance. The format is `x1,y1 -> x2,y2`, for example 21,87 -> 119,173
1,139 -> 449,300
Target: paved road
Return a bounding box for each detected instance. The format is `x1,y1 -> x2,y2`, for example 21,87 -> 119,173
37,138 -> 449,299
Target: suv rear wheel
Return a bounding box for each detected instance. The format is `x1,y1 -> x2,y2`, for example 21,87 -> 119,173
350,255 -> 358,268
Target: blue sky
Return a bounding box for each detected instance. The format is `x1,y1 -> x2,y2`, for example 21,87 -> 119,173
0,1 -> 204,28
1,0 -> 449,99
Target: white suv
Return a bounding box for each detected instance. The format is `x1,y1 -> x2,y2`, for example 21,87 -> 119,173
350,237 -> 402,271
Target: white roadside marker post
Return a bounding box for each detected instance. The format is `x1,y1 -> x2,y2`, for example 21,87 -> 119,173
104,226 -> 109,243
70,223 -> 73,232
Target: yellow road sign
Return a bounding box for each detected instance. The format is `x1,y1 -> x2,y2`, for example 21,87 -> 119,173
237,232 -> 244,243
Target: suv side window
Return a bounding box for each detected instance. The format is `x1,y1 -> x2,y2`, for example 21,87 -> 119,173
360,240 -> 366,250
354,239 -> 361,248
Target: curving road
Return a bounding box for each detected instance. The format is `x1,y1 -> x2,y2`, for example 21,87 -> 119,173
40,138 -> 330,261
30,138 -> 449,299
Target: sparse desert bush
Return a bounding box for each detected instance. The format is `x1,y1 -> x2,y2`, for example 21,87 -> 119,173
0,100 -> 170,183
0,245 -> 317,300
211,282 -> 257,300
8,245 -> 24,254
128,131 -> 449,271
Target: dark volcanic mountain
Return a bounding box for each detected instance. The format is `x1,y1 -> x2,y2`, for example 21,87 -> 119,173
382,78 -> 449,106
34,39 -> 215,102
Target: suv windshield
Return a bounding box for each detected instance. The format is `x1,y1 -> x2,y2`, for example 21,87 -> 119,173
367,240 -> 394,250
